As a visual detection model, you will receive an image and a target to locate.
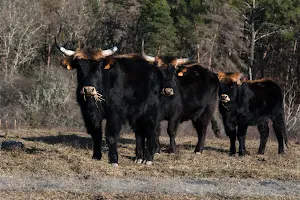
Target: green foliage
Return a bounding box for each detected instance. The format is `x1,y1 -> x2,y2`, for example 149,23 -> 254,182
138,0 -> 177,55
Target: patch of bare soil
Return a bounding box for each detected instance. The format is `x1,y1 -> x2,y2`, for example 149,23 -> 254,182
0,129 -> 299,199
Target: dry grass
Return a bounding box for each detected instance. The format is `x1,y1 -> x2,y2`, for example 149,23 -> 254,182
0,191 -> 299,200
0,129 -> 299,199
0,129 -> 299,180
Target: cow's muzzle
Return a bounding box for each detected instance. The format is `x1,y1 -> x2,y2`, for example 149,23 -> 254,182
220,94 -> 230,103
161,88 -> 174,96
80,86 -> 105,106
81,86 -> 97,96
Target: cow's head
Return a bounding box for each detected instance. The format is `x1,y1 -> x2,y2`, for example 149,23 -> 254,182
217,72 -> 244,103
55,38 -> 117,102
141,41 -> 195,96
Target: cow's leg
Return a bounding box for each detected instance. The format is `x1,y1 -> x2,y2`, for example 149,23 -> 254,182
105,114 -> 122,165
271,113 -> 287,154
83,115 -> 103,160
257,122 -> 269,154
91,130 -> 103,160
142,115 -> 159,164
134,123 -> 145,163
167,118 -> 180,153
145,133 -> 155,164
145,120 -> 158,164
192,118 -> 210,154
134,131 -> 145,163
224,126 -> 237,156
154,125 -> 161,154
134,117 -> 157,164
237,125 -> 248,156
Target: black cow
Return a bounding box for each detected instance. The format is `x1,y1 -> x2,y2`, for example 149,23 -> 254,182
217,72 -> 288,155
56,41 -> 163,166
141,48 -> 219,154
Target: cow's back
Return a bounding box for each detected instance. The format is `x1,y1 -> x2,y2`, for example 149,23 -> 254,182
237,80 -> 284,125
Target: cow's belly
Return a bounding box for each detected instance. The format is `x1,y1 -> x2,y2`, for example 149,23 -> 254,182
237,113 -> 269,126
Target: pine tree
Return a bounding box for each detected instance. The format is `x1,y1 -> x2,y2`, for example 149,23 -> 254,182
138,0 -> 177,55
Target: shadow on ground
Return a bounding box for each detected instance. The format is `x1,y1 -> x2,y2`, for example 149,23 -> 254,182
156,143 -> 228,154
178,143 -> 228,154
23,133 -> 135,150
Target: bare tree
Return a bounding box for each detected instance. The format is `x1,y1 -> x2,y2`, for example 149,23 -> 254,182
198,4 -> 247,71
0,0 -> 46,84
284,79 -> 300,137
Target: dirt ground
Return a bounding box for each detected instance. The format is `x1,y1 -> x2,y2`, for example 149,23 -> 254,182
0,129 -> 299,199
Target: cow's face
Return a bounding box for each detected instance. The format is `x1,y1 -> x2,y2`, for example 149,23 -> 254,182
158,61 -> 177,96
152,56 -> 182,96
142,58 -> 194,96
217,72 -> 243,103
56,42 -> 117,101
141,41 -> 195,96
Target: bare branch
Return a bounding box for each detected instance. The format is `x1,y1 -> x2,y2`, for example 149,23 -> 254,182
254,30 -> 282,42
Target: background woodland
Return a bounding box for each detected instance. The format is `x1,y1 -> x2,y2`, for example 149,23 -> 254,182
0,0 -> 299,136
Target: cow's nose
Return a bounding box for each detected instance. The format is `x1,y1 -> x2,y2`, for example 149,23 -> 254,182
221,94 -> 230,102
82,86 -> 96,96
163,88 -> 174,96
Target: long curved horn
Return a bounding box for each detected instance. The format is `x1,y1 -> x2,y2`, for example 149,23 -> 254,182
175,54 -> 196,66
141,40 -> 156,62
102,46 -> 118,57
54,37 -> 75,56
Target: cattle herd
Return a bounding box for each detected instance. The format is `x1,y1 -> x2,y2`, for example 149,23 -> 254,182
55,38 -> 288,167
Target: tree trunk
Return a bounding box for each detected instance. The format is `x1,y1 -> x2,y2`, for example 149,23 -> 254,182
47,40 -> 51,69
197,44 -> 200,63
249,0 -> 256,81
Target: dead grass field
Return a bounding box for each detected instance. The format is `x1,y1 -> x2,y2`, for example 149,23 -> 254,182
0,129 -> 299,199
0,191 -> 299,200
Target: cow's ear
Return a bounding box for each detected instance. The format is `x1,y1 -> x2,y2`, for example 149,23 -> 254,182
102,58 -> 115,70
231,72 -> 244,86
61,58 -> 74,70
217,72 -> 226,81
155,57 -> 165,67
237,73 -> 244,86
177,67 -> 188,77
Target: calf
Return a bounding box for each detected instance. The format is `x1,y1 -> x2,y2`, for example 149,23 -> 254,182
217,72 -> 288,155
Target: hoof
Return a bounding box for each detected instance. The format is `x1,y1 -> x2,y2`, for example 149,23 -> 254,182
239,150 -> 249,156
168,149 -> 176,154
238,151 -> 245,156
111,163 -> 119,167
195,151 -> 202,155
154,149 -> 161,154
194,149 -> 203,154
135,159 -> 143,164
145,161 -> 153,165
92,155 -> 102,160
229,152 -> 235,156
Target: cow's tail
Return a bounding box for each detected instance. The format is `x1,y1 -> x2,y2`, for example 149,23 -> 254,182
283,128 -> 289,149
280,112 -> 289,149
